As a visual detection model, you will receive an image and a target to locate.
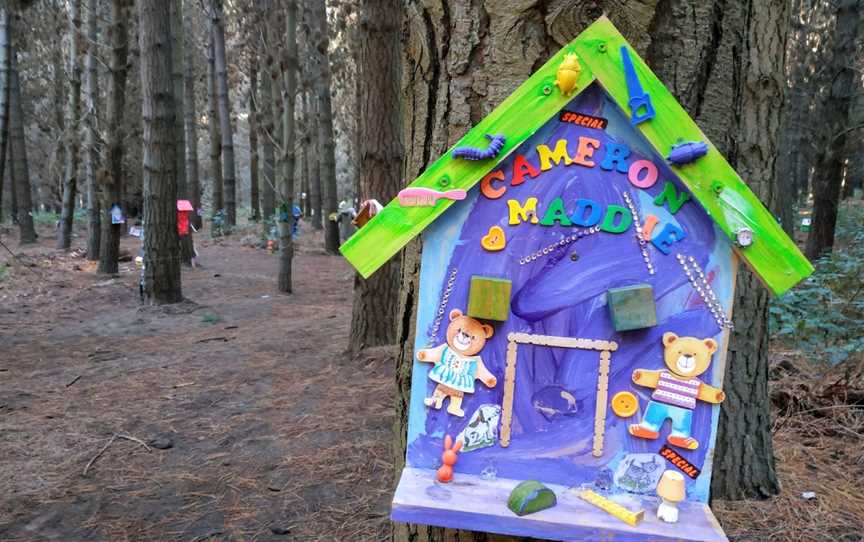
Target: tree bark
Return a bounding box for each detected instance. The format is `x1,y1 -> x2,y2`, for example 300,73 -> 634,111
207,30 -> 223,219
210,0 -> 237,226
51,9 -> 66,214
306,92 -> 322,230
349,0 -> 402,352
308,0 -> 339,252
58,0 -> 83,250
299,94 -> 310,217
0,7 -> 11,225
170,0 -> 193,264
708,0 -> 788,500
805,0 -> 861,259
259,39 -> 276,221
271,65 -> 283,226
8,18 -> 35,245
98,0 -> 129,275
0,137 -> 6,223
84,0 -> 101,260
138,0 -> 182,304
392,2 -> 788,539
8,136 -> 16,222
775,0 -> 811,233
249,57 -> 260,222
184,3 -> 201,229
277,1 -> 298,293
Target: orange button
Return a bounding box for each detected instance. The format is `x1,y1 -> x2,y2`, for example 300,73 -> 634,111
611,391 -> 638,418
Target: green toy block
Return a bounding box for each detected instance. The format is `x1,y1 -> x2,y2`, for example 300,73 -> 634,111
467,276 -> 512,321
507,480 -> 557,516
607,284 -> 657,331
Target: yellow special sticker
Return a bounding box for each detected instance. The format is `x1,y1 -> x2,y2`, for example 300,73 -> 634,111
611,391 -> 638,418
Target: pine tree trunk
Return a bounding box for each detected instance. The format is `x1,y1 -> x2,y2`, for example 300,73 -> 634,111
97,0 -> 128,275
306,92 -> 322,230
805,0 -> 861,260
9,140 -> 16,222
0,138 -> 6,223
308,0 -> 339,252
259,43 -> 275,221
207,30 -> 223,219
271,69 -> 283,223
0,8 -> 11,225
249,57 -> 260,222
349,0 -> 402,352
170,0 -> 186,196
51,12 -> 66,214
296,91 -> 305,217
58,0 -> 82,250
183,3 -> 201,229
84,0 -> 101,260
210,0 -> 237,227
775,0 -> 809,233
8,21 -> 35,245
138,0 -> 181,304
170,0 -> 193,264
299,96 -> 310,217
278,1 -> 297,293
708,0 -> 788,500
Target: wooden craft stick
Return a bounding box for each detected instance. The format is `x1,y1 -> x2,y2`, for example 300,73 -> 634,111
500,340 -> 519,447
508,332 -> 617,352
592,350 -> 612,457
500,334 -> 616,452
579,489 -> 644,527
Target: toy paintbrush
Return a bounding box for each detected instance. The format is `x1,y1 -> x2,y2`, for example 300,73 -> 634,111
398,187 -> 467,207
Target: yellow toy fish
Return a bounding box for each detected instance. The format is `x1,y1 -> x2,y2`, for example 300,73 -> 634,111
555,53 -> 581,96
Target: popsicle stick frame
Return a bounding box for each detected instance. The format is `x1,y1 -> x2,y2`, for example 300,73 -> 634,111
500,333 -> 618,456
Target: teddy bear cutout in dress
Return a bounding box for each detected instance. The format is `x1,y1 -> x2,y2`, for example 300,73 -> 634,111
417,309 -> 497,417
628,332 -> 726,450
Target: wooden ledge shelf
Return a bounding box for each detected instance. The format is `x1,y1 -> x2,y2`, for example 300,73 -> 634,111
392,467 -> 728,542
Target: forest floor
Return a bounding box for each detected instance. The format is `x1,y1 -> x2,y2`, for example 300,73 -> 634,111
0,220 -> 862,542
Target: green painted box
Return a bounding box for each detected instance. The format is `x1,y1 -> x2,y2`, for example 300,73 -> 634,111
607,284 -> 657,331
467,276 -> 512,321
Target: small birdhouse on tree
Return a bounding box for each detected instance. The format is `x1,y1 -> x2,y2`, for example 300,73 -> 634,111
339,16 -> 812,542
177,200 -> 194,236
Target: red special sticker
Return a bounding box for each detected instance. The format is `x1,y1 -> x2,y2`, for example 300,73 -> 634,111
660,444 -> 701,479
558,111 -> 608,130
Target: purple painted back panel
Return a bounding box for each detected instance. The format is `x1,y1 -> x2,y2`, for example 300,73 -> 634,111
408,84 -> 735,504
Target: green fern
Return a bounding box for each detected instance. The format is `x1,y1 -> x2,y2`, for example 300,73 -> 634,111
770,203 -> 864,365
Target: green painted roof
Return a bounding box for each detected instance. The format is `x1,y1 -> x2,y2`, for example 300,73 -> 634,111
340,16 -> 813,296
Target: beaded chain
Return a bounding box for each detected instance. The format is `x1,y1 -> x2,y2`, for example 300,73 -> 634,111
621,192 -> 655,275
427,268 -> 458,345
518,227 -> 600,265
676,254 -> 733,330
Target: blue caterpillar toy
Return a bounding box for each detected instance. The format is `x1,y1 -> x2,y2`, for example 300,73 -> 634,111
452,134 -> 506,161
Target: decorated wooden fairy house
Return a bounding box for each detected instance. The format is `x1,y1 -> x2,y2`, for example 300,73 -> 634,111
340,17 -> 812,542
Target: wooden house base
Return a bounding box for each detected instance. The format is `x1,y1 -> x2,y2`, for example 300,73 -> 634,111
392,467 -> 728,542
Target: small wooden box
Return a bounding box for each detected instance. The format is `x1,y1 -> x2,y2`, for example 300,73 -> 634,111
607,284 -> 657,331
467,276 -> 512,321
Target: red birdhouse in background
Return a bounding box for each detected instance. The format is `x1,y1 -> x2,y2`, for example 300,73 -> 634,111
177,200 -> 194,236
